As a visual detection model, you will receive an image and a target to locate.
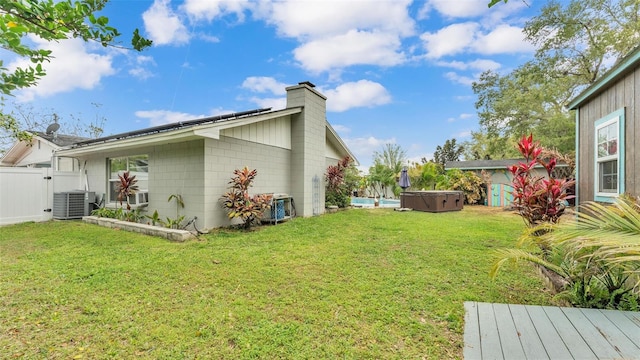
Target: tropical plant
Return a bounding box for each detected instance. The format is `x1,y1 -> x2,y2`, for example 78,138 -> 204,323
491,196 -> 640,310
220,167 -> 272,230
165,215 -> 186,230
91,207 -> 119,219
116,171 -> 138,210
325,156 -> 354,208
122,207 -> 143,223
509,134 -> 574,228
145,209 -> 164,227
436,169 -> 485,205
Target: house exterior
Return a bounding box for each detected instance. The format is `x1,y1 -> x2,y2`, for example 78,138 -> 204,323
567,46 -> 640,204
0,131 -> 84,170
54,82 -> 356,229
445,160 -> 570,207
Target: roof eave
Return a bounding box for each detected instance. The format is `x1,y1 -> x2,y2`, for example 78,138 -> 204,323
326,121 -> 359,166
568,46 -> 640,109
56,107 -> 304,157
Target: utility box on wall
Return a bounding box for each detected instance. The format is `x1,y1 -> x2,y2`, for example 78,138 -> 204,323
400,191 -> 464,213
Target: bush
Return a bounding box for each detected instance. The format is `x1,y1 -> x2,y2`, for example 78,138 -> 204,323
220,167 -> 272,230
436,169 -> 485,204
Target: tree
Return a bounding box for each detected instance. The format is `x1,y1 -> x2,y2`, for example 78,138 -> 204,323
370,144 -> 407,197
372,143 -> 406,175
1,0 -> 152,142
433,138 -> 464,166
1,103 -> 106,154
471,0 -> 640,159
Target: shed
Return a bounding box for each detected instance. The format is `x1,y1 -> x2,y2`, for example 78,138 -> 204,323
567,46 -> 640,203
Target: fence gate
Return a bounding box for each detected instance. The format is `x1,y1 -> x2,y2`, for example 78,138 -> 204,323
0,168 -> 53,225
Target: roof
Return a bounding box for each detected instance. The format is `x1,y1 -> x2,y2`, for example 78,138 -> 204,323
71,108 -> 272,148
446,159 -> 568,170
567,46 -> 640,110
58,107 -> 300,156
32,131 -> 89,147
0,132 -> 87,166
56,107 -> 355,162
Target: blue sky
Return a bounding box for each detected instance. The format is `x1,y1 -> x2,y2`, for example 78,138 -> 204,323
6,0 -> 546,170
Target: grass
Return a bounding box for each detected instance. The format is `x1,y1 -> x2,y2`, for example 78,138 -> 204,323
0,206 -> 557,359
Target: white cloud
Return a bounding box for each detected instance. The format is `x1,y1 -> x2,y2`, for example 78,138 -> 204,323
12,37 -> 114,102
454,129 -> 472,138
343,136 -> 396,169
129,55 -> 157,80
419,0 -> 488,19
129,68 -> 155,80
473,25 -> 534,54
331,124 -> 351,135
143,0 -> 190,46
437,58 -> 501,71
247,96 -> 287,110
421,22 -> 532,59
197,33 -> 221,43
459,113 -> 474,119
257,0 -> 415,39
135,109 -> 204,126
181,0 -> 250,21
294,30 -> 405,73
241,77 -> 288,95
444,71 -> 476,86
322,80 -> 392,112
421,22 -> 479,58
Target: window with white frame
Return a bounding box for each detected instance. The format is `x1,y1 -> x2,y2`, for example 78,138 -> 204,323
594,109 -> 625,202
108,155 -> 149,204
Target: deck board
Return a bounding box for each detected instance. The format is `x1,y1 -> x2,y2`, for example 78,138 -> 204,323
463,302 -> 640,359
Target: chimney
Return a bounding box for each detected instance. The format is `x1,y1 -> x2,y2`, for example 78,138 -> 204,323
286,82 -> 327,217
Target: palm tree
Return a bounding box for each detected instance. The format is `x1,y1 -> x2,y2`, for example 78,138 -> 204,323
491,195 -> 640,309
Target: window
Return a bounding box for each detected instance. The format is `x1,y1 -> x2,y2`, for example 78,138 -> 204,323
108,155 -> 148,204
594,109 -> 625,202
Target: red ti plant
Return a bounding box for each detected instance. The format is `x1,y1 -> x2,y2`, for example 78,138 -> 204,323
117,171 -> 139,210
325,156 -> 351,193
508,134 -> 575,228
220,167 -> 272,230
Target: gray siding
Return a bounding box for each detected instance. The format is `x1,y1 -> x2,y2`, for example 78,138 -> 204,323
202,136 -> 291,229
577,66 -> 639,202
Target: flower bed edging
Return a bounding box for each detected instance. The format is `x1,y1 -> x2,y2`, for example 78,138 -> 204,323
83,216 -> 194,242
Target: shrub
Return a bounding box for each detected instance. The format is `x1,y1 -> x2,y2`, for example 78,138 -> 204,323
220,167 -> 272,230
436,168 -> 485,204
325,156 -> 354,208
508,134 -> 574,227
116,171 -> 138,211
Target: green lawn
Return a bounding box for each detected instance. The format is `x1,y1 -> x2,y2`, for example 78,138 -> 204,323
0,207 -> 557,359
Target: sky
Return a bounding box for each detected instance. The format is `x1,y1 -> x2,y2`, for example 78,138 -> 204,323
5,0 -> 547,171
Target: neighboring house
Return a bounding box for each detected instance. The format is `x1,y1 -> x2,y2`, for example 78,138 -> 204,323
1,131 -> 85,170
55,82 -> 357,229
446,160 -> 570,207
567,46 -> 640,204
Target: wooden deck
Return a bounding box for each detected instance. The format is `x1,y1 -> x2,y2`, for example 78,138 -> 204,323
463,302 -> 640,359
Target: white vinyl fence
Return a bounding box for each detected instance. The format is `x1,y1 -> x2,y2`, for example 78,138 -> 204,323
0,168 -> 82,226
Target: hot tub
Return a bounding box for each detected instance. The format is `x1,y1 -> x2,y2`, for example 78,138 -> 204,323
400,191 -> 464,212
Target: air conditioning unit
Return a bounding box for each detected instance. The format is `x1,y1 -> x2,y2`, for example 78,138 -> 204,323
128,190 -> 149,206
53,191 -> 95,219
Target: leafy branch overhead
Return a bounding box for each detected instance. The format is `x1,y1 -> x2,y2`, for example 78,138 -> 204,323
0,0 -> 152,141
